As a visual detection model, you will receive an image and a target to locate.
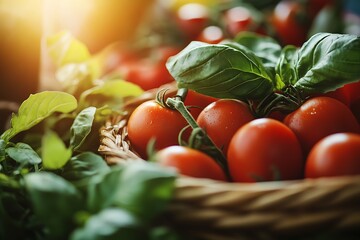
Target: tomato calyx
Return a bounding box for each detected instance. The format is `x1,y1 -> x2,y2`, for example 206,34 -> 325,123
251,86 -> 304,117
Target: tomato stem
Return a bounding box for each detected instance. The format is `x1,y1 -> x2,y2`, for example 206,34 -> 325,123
166,91 -> 232,181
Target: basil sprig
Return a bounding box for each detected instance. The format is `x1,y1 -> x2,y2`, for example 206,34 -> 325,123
167,32 -> 360,101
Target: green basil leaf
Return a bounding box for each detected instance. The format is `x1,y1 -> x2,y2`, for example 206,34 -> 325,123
62,152 -> 110,188
0,140 -> 6,162
233,32 -> 282,69
70,208 -> 142,240
70,107 -> 96,151
166,41 -> 273,100
1,91 -> 77,142
5,143 -> 41,165
47,31 -> 91,67
294,33 -> 360,95
87,161 -> 176,221
42,130 -> 72,170
24,172 -> 83,239
275,45 -> 299,89
79,80 -> 143,108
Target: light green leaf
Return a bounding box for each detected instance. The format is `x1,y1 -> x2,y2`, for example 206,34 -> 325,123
70,107 -> 96,151
47,31 -> 91,67
79,80 -> 143,105
42,130 -> 72,170
1,91 -> 77,142
5,143 -> 41,165
166,41 -> 273,100
0,140 -> 5,162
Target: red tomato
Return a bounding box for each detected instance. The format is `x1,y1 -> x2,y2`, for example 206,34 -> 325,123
127,100 -> 188,159
305,133 -> 360,178
342,80 -> 360,104
184,90 -> 218,119
227,118 -> 304,182
156,145 -> 227,181
175,3 -> 210,41
271,0 -> 310,46
197,99 -> 255,154
122,61 -> 175,91
196,25 -> 225,44
223,6 -> 253,37
283,97 -> 359,155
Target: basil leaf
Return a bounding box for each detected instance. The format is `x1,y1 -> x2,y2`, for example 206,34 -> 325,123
47,31 -> 91,67
62,152 -> 110,188
42,130 -> 72,170
233,32 -> 282,69
24,172 -> 83,239
70,107 -> 96,151
294,33 -> 360,95
1,91 -> 77,142
70,208 -> 142,240
166,41 -> 273,100
5,143 -> 41,165
275,45 -> 299,89
0,140 -> 6,162
87,161 -> 176,221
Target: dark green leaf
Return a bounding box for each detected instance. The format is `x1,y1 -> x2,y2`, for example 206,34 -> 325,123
166,41 -> 273,100
62,152 -> 110,188
70,208 -> 142,240
24,172 -> 83,240
233,32 -> 282,69
275,45 -> 299,89
70,107 -> 96,151
87,161 -> 176,221
294,33 -> 360,95
5,143 -> 41,165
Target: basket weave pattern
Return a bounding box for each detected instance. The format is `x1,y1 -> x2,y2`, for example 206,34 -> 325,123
98,88 -> 360,239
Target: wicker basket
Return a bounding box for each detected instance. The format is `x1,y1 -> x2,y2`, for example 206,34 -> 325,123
98,85 -> 360,240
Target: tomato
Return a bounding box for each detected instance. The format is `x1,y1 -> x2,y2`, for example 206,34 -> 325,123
227,118 -> 304,182
155,145 -> 227,181
184,90 -> 218,119
308,0 -> 335,19
342,80 -> 360,105
283,96 -> 359,155
197,99 -> 255,154
196,25 -> 225,44
271,0 -> 310,46
121,61 -> 174,91
305,133 -> 360,178
223,6 -> 253,37
175,3 -> 210,41
127,100 -> 188,159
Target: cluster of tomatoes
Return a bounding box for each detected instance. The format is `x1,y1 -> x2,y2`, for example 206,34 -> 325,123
126,81 -> 360,183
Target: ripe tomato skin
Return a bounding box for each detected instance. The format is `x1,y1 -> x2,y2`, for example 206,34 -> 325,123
196,25 -> 225,44
271,0 -> 310,46
175,3 -> 210,41
155,145 -> 227,181
197,99 -> 255,154
227,118 -> 304,182
283,97 -> 359,155
223,6 -> 253,37
184,90 -> 218,119
305,133 -> 360,178
127,100 -> 188,159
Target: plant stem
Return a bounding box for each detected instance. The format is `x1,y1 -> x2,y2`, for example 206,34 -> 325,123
166,91 -> 232,181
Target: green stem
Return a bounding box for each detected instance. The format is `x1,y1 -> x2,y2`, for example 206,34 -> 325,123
166,92 -> 232,181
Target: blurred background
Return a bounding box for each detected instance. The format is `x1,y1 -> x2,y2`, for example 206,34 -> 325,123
1,0 -> 360,132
